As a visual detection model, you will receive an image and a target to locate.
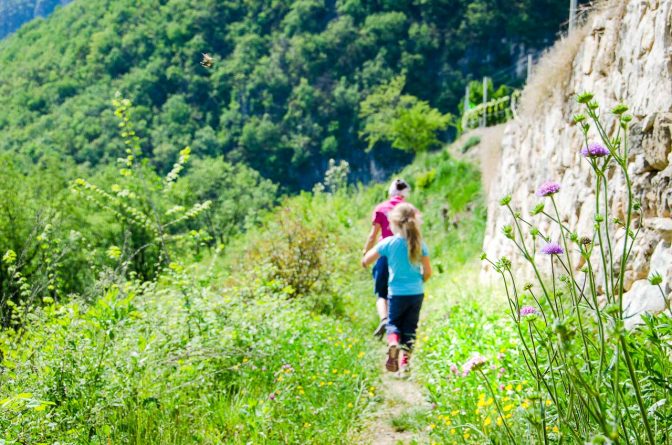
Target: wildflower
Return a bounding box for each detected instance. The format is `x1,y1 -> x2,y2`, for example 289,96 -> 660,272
449,363 -> 459,375
552,426 -> 559,433
503,403 -> 514,412
515,384 -> 523,391
462,355 -> 487,375
580,142 -> 610,158
545,399 -> 552,406
505,384 -> 513,391
451,409 -> 460,416
519,306 -> 540,321
541,242 -> 564,255
484,417 -> 492,426
357,351 -> 365,358
347,402 -> 353,408
580,236 -> 592,245
536,181 -> 561,197
269,393 -> 276,401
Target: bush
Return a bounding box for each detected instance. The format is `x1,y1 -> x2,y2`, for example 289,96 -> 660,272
460,135 -> 481,153
0,267 -> 377,444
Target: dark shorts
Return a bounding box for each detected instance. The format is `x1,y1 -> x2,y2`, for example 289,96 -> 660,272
386,293 -> 424,348
372,256 -> 389,299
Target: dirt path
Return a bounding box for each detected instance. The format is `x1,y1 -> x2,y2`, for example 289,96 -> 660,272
357,349 -> 432,445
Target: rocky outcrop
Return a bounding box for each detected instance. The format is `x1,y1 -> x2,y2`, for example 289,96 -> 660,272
482,0 -> 672,327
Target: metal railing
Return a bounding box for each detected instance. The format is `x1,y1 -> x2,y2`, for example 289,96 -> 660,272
461,90 -> 521,131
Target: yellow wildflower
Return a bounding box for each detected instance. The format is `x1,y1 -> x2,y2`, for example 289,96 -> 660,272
505,384 -> 513,391
503,404 -> 514,412
484,417 -> 492,426
357,351 -> 365,358
515,384 -> 523,391
545,399 -> 552,406
451,409 -> 460,416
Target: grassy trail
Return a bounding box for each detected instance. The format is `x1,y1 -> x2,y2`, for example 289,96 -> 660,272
358,351 -> 431,445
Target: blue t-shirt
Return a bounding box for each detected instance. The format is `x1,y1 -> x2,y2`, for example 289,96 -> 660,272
376,235 -> 429,296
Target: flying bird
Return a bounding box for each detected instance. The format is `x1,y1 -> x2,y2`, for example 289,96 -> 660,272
200,53 -> 214,68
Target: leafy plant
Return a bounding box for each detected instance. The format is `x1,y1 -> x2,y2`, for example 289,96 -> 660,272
72,97 -> 212,279
482,95 -> 671,444
359,75 -> 452,154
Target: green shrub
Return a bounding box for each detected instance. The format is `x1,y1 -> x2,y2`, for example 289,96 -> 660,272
415,169 -> 436,190
460,135 -> 481,153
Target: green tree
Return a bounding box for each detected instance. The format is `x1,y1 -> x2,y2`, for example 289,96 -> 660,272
360,75 -> 451,153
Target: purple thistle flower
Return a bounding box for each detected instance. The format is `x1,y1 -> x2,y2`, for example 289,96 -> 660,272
580,142 -> 610,158
536,181 -> 561,197
520,306 -> 540,317
541,242 -> 564,255
269,393 -> 276,401
462,355 -> 488,376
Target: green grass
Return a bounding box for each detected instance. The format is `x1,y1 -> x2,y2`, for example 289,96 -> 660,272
1,147 -> 488,444
390,407 -> 431,433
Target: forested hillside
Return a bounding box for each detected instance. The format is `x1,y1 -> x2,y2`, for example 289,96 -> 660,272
0,0 -> 570,188
0,0 -> 71,39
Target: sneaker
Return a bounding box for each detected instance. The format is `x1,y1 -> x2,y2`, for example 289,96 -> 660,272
386,344 -> 399,372
373,317 -> 388,339
399,353 -> 410,373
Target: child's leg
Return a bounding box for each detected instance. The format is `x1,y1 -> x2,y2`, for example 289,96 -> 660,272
385,295 -> 404,372
376,297 -> 388,321
399,294 -> 424,359
372,257 -> 389,338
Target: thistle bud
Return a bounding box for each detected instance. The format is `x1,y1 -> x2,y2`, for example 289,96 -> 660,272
577,92 -> 594,104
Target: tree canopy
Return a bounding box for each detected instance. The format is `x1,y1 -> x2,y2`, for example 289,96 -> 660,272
0,0 -> 572,189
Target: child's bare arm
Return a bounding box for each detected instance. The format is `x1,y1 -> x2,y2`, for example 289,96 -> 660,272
361,248 -> 380,268
421,256 -> 432,282
362,224 -> 381,255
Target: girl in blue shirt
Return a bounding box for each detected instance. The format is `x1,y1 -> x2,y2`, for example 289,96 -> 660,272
362,203 -> 432,372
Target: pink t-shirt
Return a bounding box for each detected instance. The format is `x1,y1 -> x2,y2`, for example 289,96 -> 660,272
371,196 -> 405,239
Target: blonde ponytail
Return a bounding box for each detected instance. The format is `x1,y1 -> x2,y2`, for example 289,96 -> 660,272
389,203 -> 422,264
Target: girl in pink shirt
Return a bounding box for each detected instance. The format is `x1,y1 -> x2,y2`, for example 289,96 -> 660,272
362,179 -> 411,338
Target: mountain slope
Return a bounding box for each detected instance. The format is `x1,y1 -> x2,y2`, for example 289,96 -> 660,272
0,0 -> 570,189
0,0 -> 71,39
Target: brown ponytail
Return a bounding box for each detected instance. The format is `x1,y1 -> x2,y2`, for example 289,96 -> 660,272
388,203 -> 422,264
